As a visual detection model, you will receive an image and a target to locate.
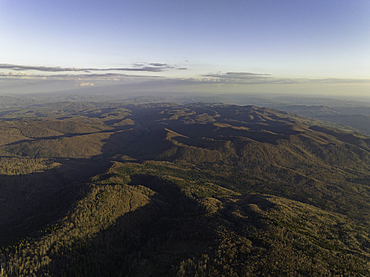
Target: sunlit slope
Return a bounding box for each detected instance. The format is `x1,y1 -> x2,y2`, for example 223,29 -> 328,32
0,112 -> 136,158
2,161 -> 370,276
126,104 -> 370,219
2,102 -> 370,275
3,102 -> 369,230
0,107 -> 141,244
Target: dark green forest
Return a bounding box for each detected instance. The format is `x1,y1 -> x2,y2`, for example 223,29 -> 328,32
1,99 -> 370,276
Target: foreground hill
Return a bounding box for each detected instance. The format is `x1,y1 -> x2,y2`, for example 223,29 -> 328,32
1,102 -> 370,276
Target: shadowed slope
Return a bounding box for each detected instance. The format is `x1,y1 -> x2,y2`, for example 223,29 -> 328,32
2,102 -> 370,276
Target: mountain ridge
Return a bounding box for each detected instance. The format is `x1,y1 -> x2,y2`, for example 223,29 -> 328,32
2,102 -> 370,276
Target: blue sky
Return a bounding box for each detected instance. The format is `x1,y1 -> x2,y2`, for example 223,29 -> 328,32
0,0 -> 369,96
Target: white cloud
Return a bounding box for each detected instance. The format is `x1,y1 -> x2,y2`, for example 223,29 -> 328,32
76,82 -> 94,87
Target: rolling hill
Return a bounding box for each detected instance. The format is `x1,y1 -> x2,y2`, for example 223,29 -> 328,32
1,102 -> 370,276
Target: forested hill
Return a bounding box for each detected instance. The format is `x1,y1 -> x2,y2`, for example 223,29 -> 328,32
2,102 -> 370,276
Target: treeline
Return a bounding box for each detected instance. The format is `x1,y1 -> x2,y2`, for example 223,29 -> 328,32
0,157 -> 59,175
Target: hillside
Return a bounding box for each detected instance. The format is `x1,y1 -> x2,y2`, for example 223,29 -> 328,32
2,102 -> 370,276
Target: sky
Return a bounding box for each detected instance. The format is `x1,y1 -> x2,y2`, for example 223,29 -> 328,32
0,0 -> 369,97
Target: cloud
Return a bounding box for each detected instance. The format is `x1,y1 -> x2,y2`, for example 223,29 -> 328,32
0,71 -> 29,76
308,78 -> 370,84
149,63 -> 169,67
0,64 -> 82,72
0,65 -> 368,89
204,72 -> 271,78
0,62 -> 183,73
199,72 -> 370,85
76,82 -> 94,87
202,72 -> 272,84
114,66 -> 164,72
0,71 -> 165,84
